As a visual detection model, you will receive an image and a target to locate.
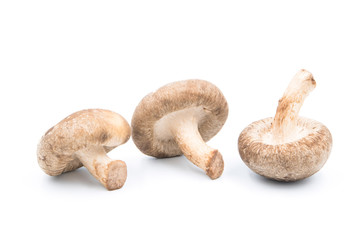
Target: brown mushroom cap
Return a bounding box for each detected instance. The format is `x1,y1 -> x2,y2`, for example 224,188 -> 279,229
131,79 -> 228,158
37,109 -> 131,176
238,117 -> 332,181
238,70 -> 332,181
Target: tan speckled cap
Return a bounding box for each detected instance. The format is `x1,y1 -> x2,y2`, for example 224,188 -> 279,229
37,109 -> 131,190
238,117 -> 332,181
238,70 -> 332,181
132,79 -> 228,179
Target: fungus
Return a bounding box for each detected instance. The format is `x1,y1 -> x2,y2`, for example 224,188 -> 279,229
238,70 -> 332,181
132,80 -> 228,179
37,109 -> 131,190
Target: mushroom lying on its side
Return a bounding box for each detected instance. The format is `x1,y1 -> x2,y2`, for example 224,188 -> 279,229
37,109 -> 131,190
238,70 -> 332,181
132,80 -> 228,179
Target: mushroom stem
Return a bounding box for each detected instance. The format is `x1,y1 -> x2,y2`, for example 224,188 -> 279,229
75,146 -> 127,190
272,69 -> 316,144
170,116 -> 224,179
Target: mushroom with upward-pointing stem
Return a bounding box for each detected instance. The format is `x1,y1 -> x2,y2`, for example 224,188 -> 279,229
131,79 -> 228,179
37,109 -> 131,190
238,69 -> 332,181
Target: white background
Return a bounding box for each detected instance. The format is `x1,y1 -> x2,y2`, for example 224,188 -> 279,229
1,1 -> 358,239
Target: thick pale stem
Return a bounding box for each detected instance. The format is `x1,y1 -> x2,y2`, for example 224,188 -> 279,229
170,116 -> 224,179
75,146 -> 127,190
272,69 -> 316,144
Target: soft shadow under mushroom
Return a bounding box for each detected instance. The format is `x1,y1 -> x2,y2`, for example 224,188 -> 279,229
148,155 -> 206,177
250,171 -> 315,187
48,168 -> 103,189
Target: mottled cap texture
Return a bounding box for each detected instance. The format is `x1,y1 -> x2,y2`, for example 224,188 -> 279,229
131,79 -> 228,157
37,109 -> 131,176
238,117 -> 332,181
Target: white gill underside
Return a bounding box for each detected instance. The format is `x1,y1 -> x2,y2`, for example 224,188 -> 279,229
154,106 -> 208,141
262,125 -> 312,144
260,119 -> 315,145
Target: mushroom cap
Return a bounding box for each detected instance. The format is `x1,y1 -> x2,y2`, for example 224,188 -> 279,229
238,117 -> 332,181
37,109 -> 131,176
131,79 -> 228,157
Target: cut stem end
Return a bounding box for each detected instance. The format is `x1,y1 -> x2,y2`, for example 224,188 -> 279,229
75,146 -> 127,190
171,116 -> 224,179
105,160 -> 127,190
206,150 -> 224,179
